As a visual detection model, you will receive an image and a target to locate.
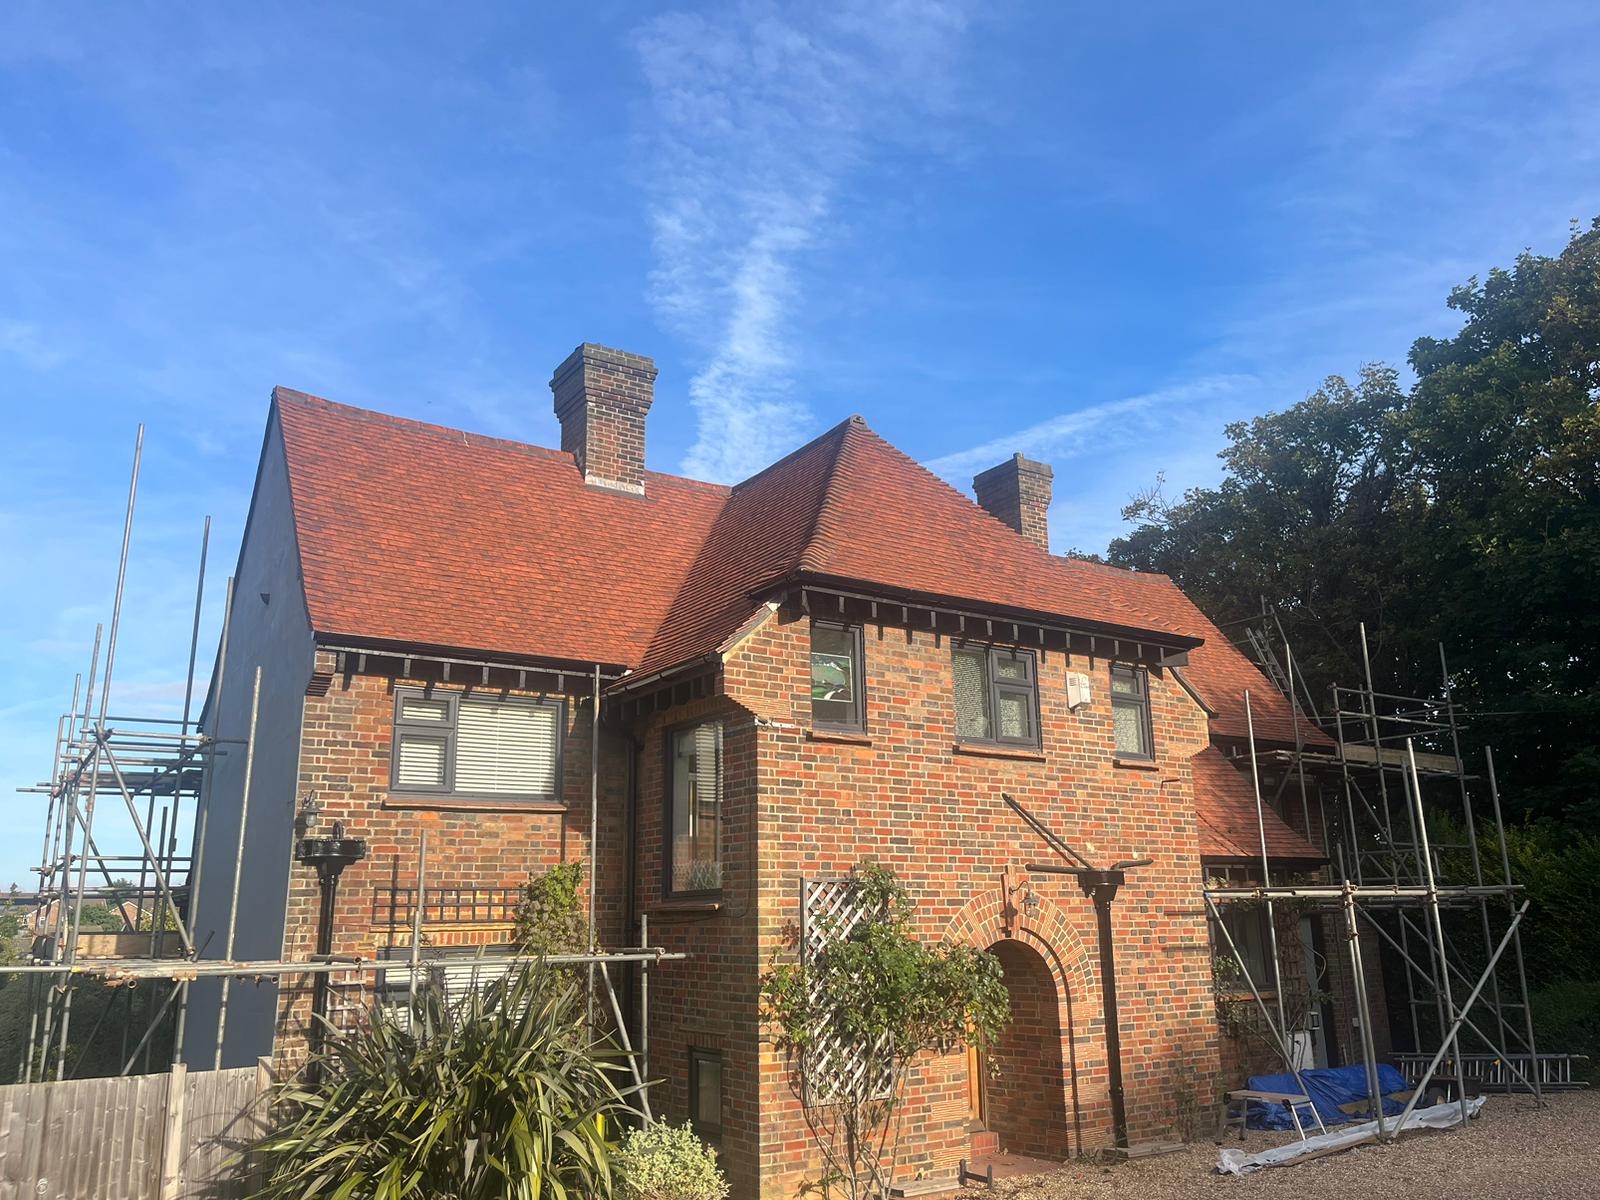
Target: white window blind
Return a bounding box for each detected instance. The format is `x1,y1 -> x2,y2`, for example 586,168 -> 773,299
391,689 -> 563,801
395,737 -> 447,788
670,722 -> 723,893
455,697 -> 559,796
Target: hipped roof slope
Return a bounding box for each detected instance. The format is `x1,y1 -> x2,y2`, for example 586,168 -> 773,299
274,394 -> 1203,676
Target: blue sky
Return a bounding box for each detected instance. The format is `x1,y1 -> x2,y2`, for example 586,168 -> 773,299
2,1 -> 1597,887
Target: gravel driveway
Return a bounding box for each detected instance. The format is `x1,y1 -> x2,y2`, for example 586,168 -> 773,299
988,1091 -> 1597,1200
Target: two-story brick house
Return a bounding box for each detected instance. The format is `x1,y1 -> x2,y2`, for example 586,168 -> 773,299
183,343 -> 1373,1198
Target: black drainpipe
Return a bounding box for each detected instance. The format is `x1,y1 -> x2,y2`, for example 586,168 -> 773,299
1077,869 -> 1131,1149
1028,856 -> 1152,1152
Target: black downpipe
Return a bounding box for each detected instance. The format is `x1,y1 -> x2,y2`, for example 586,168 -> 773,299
1078,868 -> 1130,1150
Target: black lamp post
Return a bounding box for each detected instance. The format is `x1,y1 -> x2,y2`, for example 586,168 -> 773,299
1028,857 -> 1152,1151
295,821 -> 368,1060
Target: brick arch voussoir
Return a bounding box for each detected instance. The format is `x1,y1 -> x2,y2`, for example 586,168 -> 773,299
945,885 -> 1092,1005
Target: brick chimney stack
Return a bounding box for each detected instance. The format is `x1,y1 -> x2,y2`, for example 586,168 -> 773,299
550,343 -> 657,494
973,453 -> 1054,551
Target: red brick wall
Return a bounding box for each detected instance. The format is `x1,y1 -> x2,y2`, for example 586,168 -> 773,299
274,651 -> 628,1071
986,939 -> 1069,1157
626,690 -> 764,1197
715,604 -> 1223,1198
272,620 -> 1386,1198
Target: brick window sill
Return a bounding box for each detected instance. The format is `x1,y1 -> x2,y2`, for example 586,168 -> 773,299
952,742 -> 1046,763
382,795 -> 568,814
808,729 -> 872,746
1113,757 -> 1162,771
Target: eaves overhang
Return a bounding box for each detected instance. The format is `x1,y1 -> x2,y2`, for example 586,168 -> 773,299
764,570 -> 1206,659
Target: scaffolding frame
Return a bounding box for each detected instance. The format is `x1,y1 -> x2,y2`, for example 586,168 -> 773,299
1203,610 -> 1562,1148
10,427 -> 678,1109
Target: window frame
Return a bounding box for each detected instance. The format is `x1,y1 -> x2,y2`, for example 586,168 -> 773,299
1212,904 -> 1277,993
952,644 -> 1042,749
688,1047 -> 724,1138
377,943 -> 517,1028
809,620 -> 867,732
389,686 -> 567,804
662,719 -> 726,899
1109,664 -> 1155,761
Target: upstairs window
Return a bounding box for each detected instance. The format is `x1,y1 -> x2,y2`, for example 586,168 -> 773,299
810,622 -> 865,730
953,646 -> 1039,747
668,722 -> 723,895
392,689 -> 563,802
1110,665 -> 1153,760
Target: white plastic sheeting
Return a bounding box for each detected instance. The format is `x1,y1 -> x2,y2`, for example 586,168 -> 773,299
1216,1097 -> 1487,1175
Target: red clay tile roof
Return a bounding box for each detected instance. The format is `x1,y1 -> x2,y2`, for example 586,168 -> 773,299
274,389 -> 727,667
1191,746 -> 1324,863
632,420 -> 848,676
271,389 -> 1327,759
794,419 -> 1199,642
634,417 -> 1204,676
1050,557 -> 1332,750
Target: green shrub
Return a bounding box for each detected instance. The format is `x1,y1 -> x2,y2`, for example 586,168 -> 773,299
1531,980 -> 1600,1081
251,961 -> 635,1198
761,861 -> 1010,1200
615,1122 -> 728,1200
513,862 -> 589,958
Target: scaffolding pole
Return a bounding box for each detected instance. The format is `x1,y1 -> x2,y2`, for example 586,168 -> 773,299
1203,603 -> 1552,1141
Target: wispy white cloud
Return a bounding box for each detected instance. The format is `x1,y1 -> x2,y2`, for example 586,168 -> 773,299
925,374 -> 1258,481
632,1 -> 975,482
0,318 -> 64,370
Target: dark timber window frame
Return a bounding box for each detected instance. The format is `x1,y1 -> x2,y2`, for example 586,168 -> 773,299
952,644 -> 1041,749
809,620 -> 866,732
663,719 -> 725,899
688,1047 -> 724,1138
390,686 -> 567,804
1211,903 -> 1278,993
1109,664 -> 1155,761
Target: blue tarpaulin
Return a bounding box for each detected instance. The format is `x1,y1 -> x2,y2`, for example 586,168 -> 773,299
1244,1064 -> 1412,1130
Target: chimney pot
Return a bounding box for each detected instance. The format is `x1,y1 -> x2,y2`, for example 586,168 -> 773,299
550,343 -> 657,494
974,453 -> 1053,551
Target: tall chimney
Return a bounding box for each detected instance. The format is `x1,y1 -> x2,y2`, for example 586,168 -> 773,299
550,343 -> 657,494
973,453 -> 1053,551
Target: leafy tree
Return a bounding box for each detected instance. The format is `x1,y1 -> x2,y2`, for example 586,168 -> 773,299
1111,217 -> 1600,827
251,961 -> 633,1199
760,862 -> 1010,1200
75,904 -> 126,932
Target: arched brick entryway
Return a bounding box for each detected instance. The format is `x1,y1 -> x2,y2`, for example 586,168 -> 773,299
983,939 -> 1070,1158
946,884 -> 1091,1160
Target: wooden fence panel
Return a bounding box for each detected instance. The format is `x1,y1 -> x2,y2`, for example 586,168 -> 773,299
0,1066 -> 263,1200
171,1065 -> 266,1198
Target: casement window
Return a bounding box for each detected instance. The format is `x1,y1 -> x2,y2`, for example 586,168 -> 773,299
952,645 -> 1039,747
688,1048 -> 723,1137
391,688 -> 564,802
667,722 -> 724,895
810,622 -> 865,730
1213,906 -> 1276,992
1110,665 -> 1154,760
